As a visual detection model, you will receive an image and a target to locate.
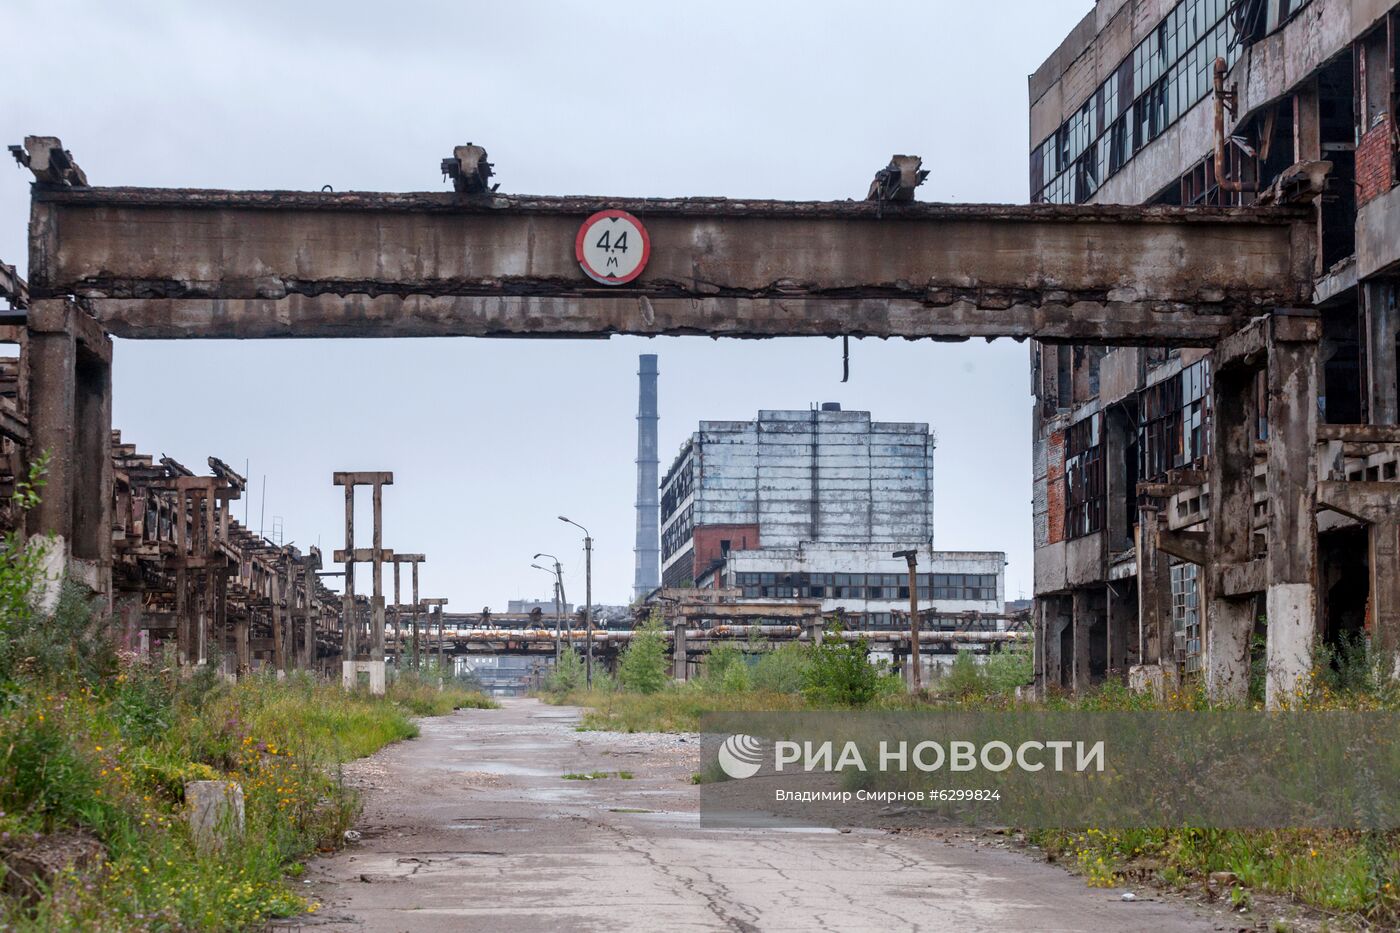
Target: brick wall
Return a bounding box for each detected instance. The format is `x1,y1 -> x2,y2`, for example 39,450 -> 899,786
1356,114 -> 1395,207
1045,430 -> 1067,545
692,524 -> 759,584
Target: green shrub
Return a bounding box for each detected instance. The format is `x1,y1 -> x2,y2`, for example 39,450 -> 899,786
801,622 -> 884,707
547,648 -> 585,694
937,650 -> 985,698
619,611 -> 669,695
752,642 -> 809,693
701,644 -> 751,694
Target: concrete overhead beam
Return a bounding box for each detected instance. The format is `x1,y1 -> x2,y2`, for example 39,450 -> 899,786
28,187 -> 1316,345
1318,481 -> 1400,523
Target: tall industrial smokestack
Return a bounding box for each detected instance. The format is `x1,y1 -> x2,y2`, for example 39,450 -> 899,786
633,354 -> 660,601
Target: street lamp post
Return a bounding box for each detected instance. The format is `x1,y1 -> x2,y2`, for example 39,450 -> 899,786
531,561 -> 563,665
535,553 -> 572,650
559,516 -> 594,687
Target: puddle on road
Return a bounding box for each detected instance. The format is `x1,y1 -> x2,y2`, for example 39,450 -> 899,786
441,761 -> 556,777
620,810 -> 841,834
447,820 -> 531,832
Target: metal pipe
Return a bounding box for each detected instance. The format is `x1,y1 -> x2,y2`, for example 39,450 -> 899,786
1213,57 -> 1257,195
413,627 -> 1026,645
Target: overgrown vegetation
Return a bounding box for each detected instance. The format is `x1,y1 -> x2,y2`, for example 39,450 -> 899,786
0,461 -> 495,930
1027,638 -> 1400,927
545,616 -> 1027,731
552,610 -> 1400,923
618,611 -> 669,695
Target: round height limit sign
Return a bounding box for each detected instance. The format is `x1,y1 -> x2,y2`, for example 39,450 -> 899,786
575,209 -> 650,285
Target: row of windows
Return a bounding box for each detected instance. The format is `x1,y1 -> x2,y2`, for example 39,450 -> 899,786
661,504 -> 693,563
731,571 -> 998,602
1032,0 -> 1240,204
660,455 -> 693,523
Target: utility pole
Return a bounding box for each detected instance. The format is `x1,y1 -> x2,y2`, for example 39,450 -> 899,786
560,516 -> 594,687
554,561 -> 571,650
894,549 -> 923,692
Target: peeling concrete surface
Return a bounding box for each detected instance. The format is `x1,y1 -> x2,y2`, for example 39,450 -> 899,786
297,699 -> 1221,932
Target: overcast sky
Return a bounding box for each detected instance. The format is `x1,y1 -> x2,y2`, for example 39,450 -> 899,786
1,0 -> 1093,608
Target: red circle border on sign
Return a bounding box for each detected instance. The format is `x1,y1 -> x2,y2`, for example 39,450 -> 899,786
575,209 -> 651,285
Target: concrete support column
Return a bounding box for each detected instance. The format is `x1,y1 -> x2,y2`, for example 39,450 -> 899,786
1370,521 -> 1400,678
270,572 -> 285,673
1032,599 -> 1046,697
1071,590 -> 1092,693
1206,351 -> 1258,705
174,568 -> 190,665
1264,314 -> 1320,708
25,299 -> 113,606
200,574 -> 212,661
411,562 -> 421,671
1042,596 -> 1070,693
1107,580 -> 1136,680
73,352 -> 112,599
1071,588 -> 1106,692
371,482 -> 385,665
1294,78 -> 1321,163
1105,407 -> 1133,551
672,623 -> 688,681
1135,506 -> 1171,668
234,611 -> 250,674
436,607 -> 446,675
1364,281 -> 1398,425
25,304 -> 76,610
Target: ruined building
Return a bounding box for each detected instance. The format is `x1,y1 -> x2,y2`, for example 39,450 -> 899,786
659,405 -> 1005,626
1030,0 -> 1400,693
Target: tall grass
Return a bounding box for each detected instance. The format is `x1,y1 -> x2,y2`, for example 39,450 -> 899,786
0,662 -> 494,931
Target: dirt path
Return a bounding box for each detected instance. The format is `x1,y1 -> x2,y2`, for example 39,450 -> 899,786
298,698 -> 1226,932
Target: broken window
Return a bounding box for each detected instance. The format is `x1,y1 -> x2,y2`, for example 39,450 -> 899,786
659,449 -> 694,524
660,504 -> 693,563
1064,413 -> 1106,539
1139,360 -> 1211,480
733,572 -> 996,602
1171,562 -> 1202,674
1032,0 -> 1238,203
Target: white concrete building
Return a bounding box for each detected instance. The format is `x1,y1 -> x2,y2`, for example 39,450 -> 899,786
659,405 -> 1006,626
718,543 -> 1006,628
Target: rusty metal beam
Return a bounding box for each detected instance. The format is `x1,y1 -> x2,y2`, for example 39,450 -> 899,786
28,186 -> 1315,345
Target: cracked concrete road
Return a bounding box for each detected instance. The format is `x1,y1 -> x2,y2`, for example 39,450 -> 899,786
301,698 -> 1222,932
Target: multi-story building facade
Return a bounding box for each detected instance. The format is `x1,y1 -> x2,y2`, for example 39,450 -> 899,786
1030,0 -> 1400,693
659,405 -> 1005,626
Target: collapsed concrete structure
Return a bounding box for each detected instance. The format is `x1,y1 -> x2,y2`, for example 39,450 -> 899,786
1029,0 -> 1400,705
0,129 -> 1362,705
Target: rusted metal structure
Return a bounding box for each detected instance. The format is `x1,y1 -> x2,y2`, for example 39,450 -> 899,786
8,132 -> 1371,707
107,435 -> 340,674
